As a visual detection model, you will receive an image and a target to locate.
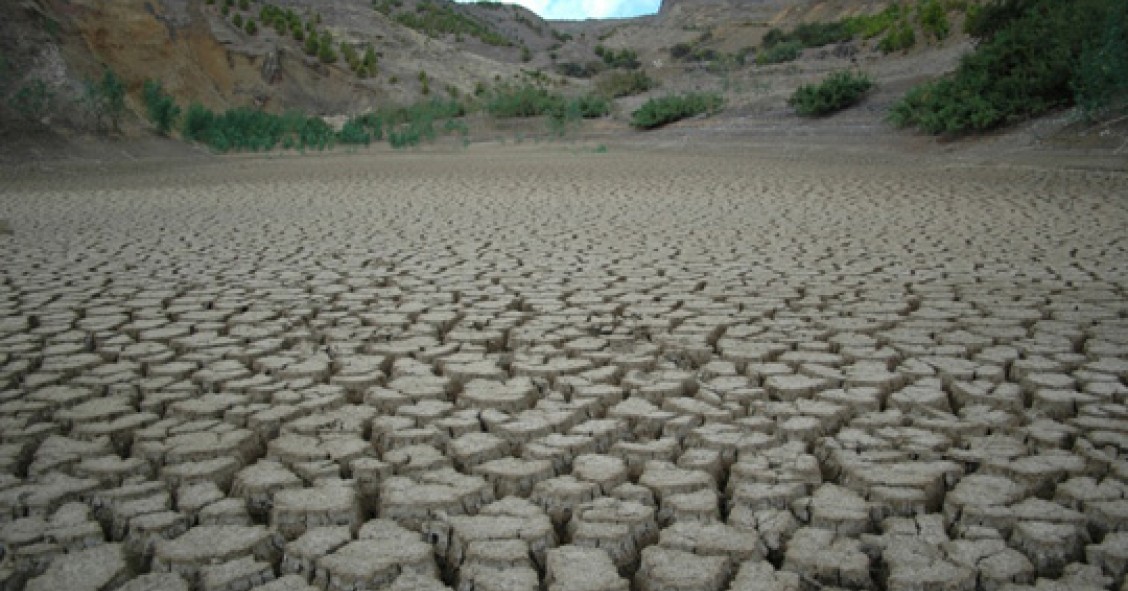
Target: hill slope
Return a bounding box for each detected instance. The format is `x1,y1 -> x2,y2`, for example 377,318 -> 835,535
1,0 -> 979,140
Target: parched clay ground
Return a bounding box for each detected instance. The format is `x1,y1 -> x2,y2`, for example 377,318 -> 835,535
1,146 -> 1127,591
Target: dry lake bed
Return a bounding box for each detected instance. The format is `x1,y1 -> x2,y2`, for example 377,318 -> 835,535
1,145 -> 1127,591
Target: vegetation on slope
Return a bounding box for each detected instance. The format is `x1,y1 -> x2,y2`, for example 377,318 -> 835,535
890,0 -> 1128,133
789,70 -> 873,117
386,0 -> 511,47
631,93 -> 723,130
142,70 -> 612,152
756,0 -> 966,64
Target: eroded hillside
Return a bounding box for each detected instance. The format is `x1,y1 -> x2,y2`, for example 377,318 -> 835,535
0,0 -> 980,141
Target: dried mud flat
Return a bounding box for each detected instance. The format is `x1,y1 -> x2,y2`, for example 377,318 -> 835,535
1,146 -> 1127,591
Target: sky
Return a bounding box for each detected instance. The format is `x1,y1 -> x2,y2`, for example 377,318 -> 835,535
456,0 -> 662,20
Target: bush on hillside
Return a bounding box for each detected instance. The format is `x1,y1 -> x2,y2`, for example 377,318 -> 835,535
142,80 -> 180,135
8,79 -> 53,122
843,4 -> 904,39
394,1 -> 510,47
917,0 -> 950,40
338,99 -> 467,149
756,40 -> 803,65
179,105 -> 335,152
486,84 -> 561,118
1073,7 -> 1128,120
789,70 -> 873,117
83,68 -> 126,131
595,45 -> 640,69
878,20 -> 916,53
890,0 -> 1127,134
630,92 -> 723,129
594,70 -> 654,98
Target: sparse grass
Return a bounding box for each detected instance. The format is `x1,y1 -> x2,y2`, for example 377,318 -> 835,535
789,70 -> 873,117
631,92 -> 724,129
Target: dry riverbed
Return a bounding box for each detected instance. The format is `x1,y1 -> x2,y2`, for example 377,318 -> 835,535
0,145 -> 1126,591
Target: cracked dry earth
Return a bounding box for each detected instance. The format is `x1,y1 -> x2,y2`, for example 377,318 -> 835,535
1,147 -> 1127,591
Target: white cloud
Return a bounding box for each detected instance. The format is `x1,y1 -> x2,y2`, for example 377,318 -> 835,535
456,0 -> 660,20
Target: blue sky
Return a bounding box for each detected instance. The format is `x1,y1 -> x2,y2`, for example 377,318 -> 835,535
456,0 -> 661,20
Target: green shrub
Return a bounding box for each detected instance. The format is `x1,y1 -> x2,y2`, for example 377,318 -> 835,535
318,41 -> 338,64
844,4 -> 904,39
630,92 -> 723,129
486,83 -> 562,118
878,21 -> 916,53
233,13 -> 243,28
245,19 -> 257,35
1073,6 -> 1128,120
763,20 -> 854,51
142,80 -> 180,136
9,79 -> 53,122
595,46 -> 640,69
789,70 -> 873,117
338,119 -> 372,145
83,68 -> 126,131
304,35 -> 319,56
791,21 -> 853,47
180,102 -> 216,141
443,118 -> 469,136
917,0 -> 950,40
341,99 -> 466,149
564,94 -> 610,119
177,102 -> 338,153
669,43 -> 693,59
891,0 -> 1125,134
756,40 -> 803,65
555,61 -> 602,78
318,31 -> 333,63
395,1 -> 510,47
363,46 -> 378,72
594,70 -> 654,98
